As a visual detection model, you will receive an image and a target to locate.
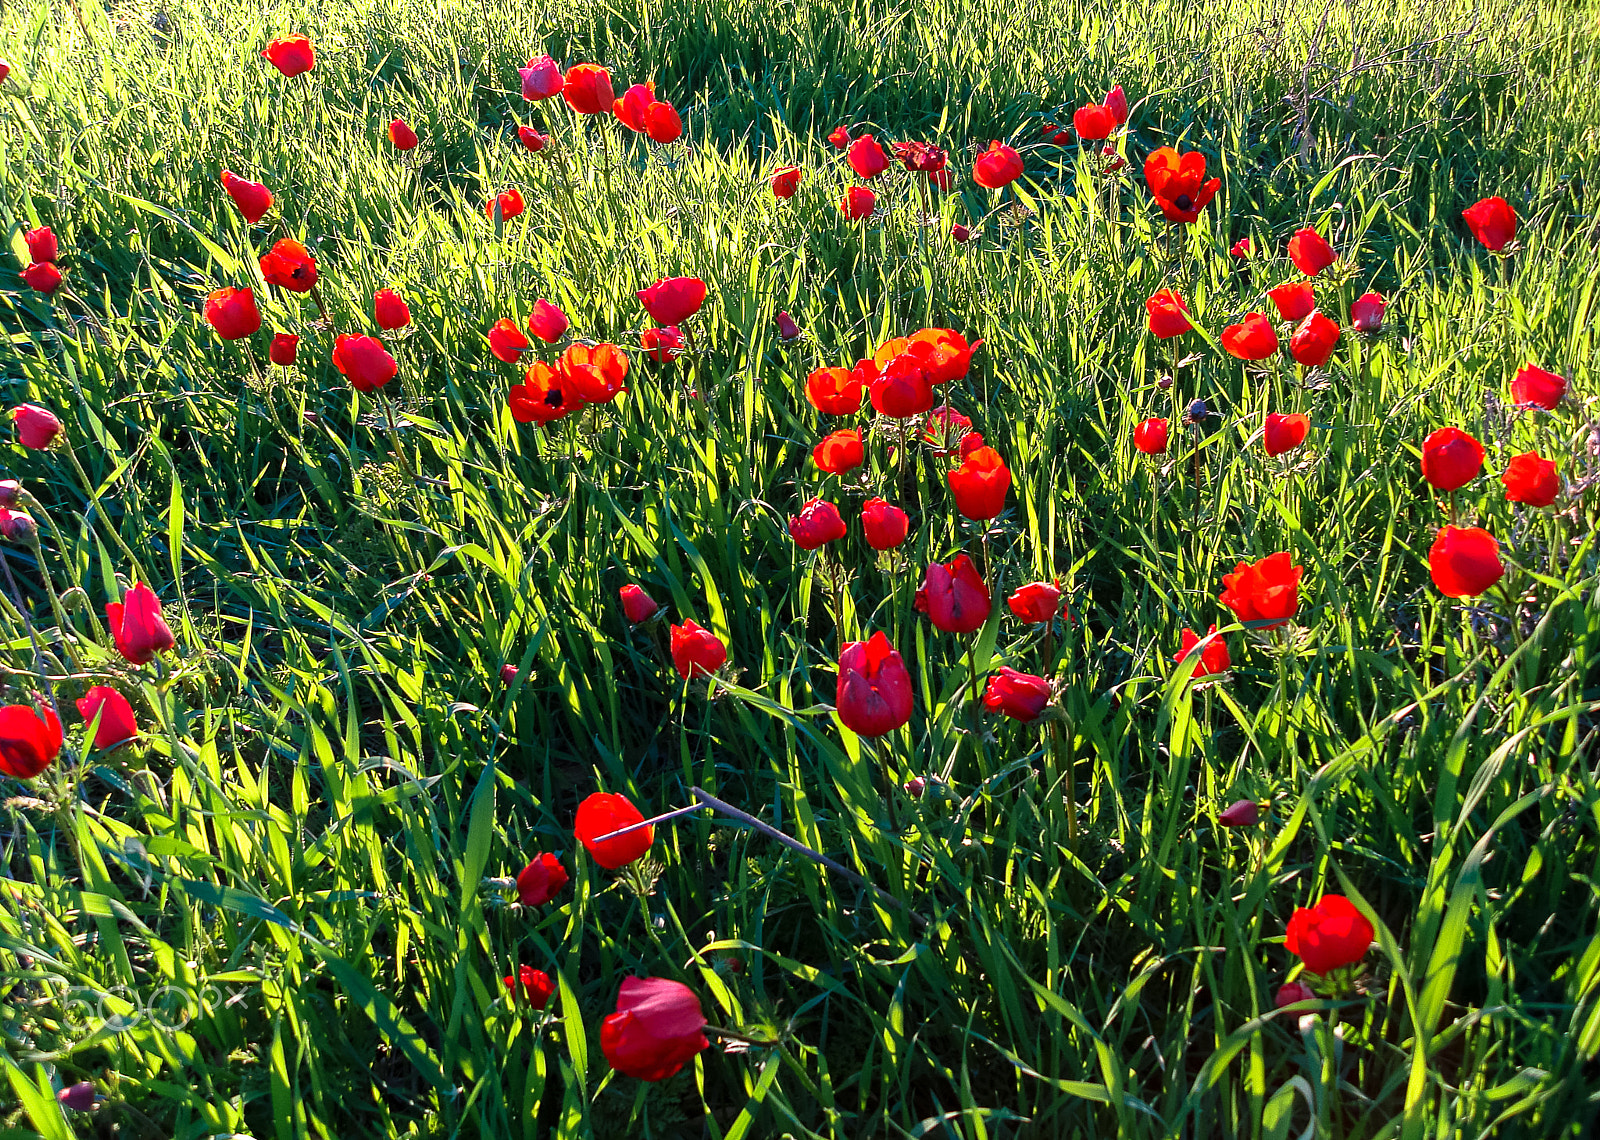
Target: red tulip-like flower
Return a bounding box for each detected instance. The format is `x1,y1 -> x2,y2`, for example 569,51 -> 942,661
847,135 -> 889,179
1462,195 -> 1516,252
1501,452 -> 1557,507
670,620 -> 727,678
788,498 -> 848,549
836,631 -> 914,737
861,498 -> 909,550
488,319 -> 530,362
951,222 -> 972,243
1146,290 -> 1192,338
106,582 -> 176,665
873,328 -> 982,385
869,354 -> 934,418
24,227 -> 58,264
601,977 -> 710,1081
374,288 -> 411,331
509,361 -> 584,423
1072,102 -> 1115,141
503,965 -> 556,1009
1351,292 -> 1386,332
388,118 -> 419,150
982,667 -> 1051,722
1133,417 -> 1169,455
1144,146 -> 1219,224
0,704 -> 63,779
1263,412 -> 1310,457
203,287 -> 261,340
487,188 -> 525,222
828,125 -> 851,149
1007,580 -> 1061,624
258,239 -> 317,293
771,166 -> 802,199
915,554 -> 991,634
1104,84 -> 1128,125
1289,311 -> 1340,367
1174,624 -> 1231,678
518,125 -> 550,152
515,853 -> 570,906
1285,895 -> 1373,975
519,54 -> 564,101
261,34 -> 314,77
947,446 -> 1011,519
1231,237 -> 1252,258
575,791 -> 654,868
620,584 -> 659,624
269,333 -> 299,366
973,140 -> 1023,189
221,171 -> 273,223
1221,312 -> 1278,360
1509,364 -> 1566,410
806,367 -> 863,415
637,277 -> 707,326
1219,552 -> 1302,629
775,310 -> 802,342
561,343 -> 631,402
813,429 -> 864,475
613,83 -> 655,131
640,326 -> 685,362
527,299 -> 569,343
1287,228 -> 1336,276
11,404 -> 61,450
332,334 -> 398,393
1429,525 -> 1505,597
562,64 -> 613,114
645,101 -> 683,143
21,261 -> 63,294
1267,281 -> 1315,322
840,185 -> 876,220
75,686 -> 138,750
1420,427 -> 1484,491
1218,798 -> 1258,827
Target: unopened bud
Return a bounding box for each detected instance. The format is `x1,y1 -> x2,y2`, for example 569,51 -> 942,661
1218,799 -> 1259,827
1156,374 -> 1173,391
951,223 -> 972,244
774,309 -> 801,342
499,664 -> 519,685
1275,981 -> 1315,1009
0,479 -> 21,508
0,508 -> 36,542
57,1082 -> 96,1111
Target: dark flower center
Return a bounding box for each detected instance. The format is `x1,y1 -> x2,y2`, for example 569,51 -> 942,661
1174,194 -> 1193,210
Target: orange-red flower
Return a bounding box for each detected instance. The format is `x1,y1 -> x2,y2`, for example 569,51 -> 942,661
973,141 -> 1023,189
1133,418 -> 1168,454
915,554 -> 990,634
562,64 -> 613,114
861,498 -> 908,550
868,355 -> 934,418
947,446 -> 1011,519
527,300 -> 569,343
0,704 -> 63,779
1219,552 -> 1302,629
1286,895 -> 1373,975
1501,452 -> 1557,506
1263,412 -> 1309,457
827,126 -> 851,149
1420,427 -> 1484,491
258,239 -> 317,293
374,288 -> 411,331
1289,312 -> 1339,367
561,342 -> 630,403
670,620 -> 727,678
486,188 -> 525,222
1287,228 -> 1335,276
872,329 -> 981,384
1007,580 -> 1061,624
1221,312 -> 1278,360
645,100 -> 681,143
640,326 -> 684,362
1462,196 -> 1516,251
1072,103 -> 1115,140
261,35 -> 314,77
613,82 -> 655,131
848,135 -> 889,179
509,361 -> 584,423
1143,147 -> 1219,223
637,277 -> 707,325
805,366 -> 865,415
575,791 -> 654,869
488,319 -> 530,362
1267,281 -> 1314,322
1509,364 -> 1565,410
203,288 -> 261,340
813,429 -> 864,475
221,171 -> 273,223
332,334 -> 398,392
388,118 -> 418,150
1174,625 -> 1230,677
771,166 -> 802,199
1146,290 -> 1192,338
788,498 -> 848,549
1428,526 -> 1503,597
840,186 -> 876,219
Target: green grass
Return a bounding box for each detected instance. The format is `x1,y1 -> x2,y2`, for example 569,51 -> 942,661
1,0 -> 1599,1135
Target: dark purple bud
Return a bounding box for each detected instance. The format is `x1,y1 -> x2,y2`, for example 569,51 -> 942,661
774,310 -> 801,342
57,1082 -> 96,1111
1156,374 -> 1173,391
1185,398 -> 1209,422
1218,799 -> 1259,827
499,664 -> 519,685
951,223 -> 972,244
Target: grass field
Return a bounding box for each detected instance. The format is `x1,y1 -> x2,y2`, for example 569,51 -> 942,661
2,0 -> 1599,1135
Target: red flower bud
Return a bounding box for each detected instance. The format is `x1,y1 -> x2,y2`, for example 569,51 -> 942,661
221,171 -> 273,223
11,404 -> 62,450
1007,581 -> 1061,624
269,333 -> 299,366
1285,895 -> 1373,975
503,964 -> 555,1009
388,118 -> 419,150
0,703 -> 63,779
374,288 -> 411,331
619,584 -> 660,624
203,287 -> 261,341
1287,227 -> 1335,276
788,498 -> 848,550
515,852 -> 570,906
24,227 -> 58,264
106,581 -> 176,665
1462,195 -> 1516,252
861,498 -> 909,550
915,554 -> 991,634
1217,798 -> 1258,827
75,686 -> 138,750
670,620 -> 726,678
1263,412 -> 1310,457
